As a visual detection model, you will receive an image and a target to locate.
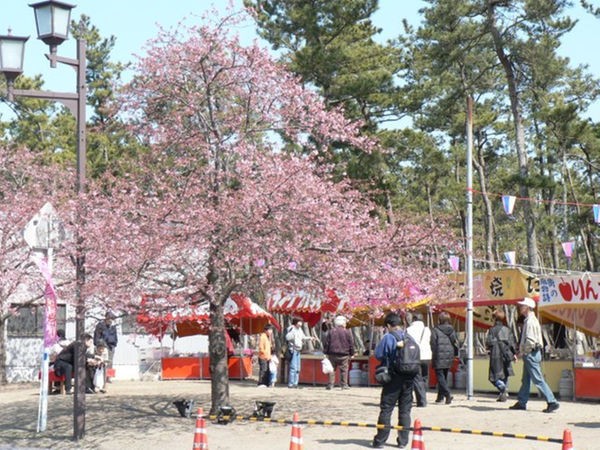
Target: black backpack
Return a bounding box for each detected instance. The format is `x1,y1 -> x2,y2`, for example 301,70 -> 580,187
390,330 -> 421,375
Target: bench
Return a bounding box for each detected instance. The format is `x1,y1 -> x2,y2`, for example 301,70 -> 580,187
39,368 -> 67,394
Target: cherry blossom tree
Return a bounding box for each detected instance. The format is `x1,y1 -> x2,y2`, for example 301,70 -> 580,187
77,10 -> 455,412
0,147 -> 73,383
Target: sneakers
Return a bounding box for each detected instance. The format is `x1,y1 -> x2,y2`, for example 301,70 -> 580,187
509,402 -> 526,410
86,387 -> 96,394
497,391 -> 509,402
543,402 -> 560,413
341,385 -> 350,390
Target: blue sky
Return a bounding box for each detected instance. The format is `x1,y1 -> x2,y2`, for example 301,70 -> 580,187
2,0 -> 599,119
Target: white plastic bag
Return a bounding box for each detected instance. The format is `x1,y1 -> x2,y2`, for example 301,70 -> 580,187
321,357 -> 334,374
93,367 -> 105,390
269,355 -> 279,373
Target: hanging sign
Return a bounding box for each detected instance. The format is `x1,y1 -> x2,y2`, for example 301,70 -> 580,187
539,274 -> 600,337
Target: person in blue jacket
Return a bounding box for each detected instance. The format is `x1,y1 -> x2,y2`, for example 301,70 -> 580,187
372,313 -> 415,449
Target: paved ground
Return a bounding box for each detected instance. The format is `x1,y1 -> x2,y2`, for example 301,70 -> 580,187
0,380 -> 598,449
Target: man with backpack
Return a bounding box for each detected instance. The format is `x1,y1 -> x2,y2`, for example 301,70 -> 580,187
372,312 -> 420,449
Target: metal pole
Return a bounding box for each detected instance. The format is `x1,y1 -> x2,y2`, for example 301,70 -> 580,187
73,37 -> 87,441
36,247 -> 53,433
465,96 -> 474,400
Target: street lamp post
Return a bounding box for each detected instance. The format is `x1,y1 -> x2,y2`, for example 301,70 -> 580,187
1,0 -> 88,440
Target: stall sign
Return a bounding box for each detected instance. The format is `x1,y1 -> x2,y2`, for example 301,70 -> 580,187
539,275 -> 600,337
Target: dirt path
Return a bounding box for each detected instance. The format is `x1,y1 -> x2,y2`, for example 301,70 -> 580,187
0,380 -> 597,449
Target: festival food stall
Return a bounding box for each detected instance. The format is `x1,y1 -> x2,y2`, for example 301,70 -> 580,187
539,273 -> 600,400
437,268 -> 572,393
267,288 -> 429,386
138,293 -> 280,380
267,289 -> 372,385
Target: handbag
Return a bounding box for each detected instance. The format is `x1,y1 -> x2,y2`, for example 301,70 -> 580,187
321,357 -> 334,374
93,367 -> 105,390
375,364 -> 392,384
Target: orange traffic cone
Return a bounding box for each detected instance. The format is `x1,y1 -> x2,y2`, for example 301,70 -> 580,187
410,418 -> 425,450
192,408 -> 208,450
289,412 -> 303,450
562,428 -> 574,450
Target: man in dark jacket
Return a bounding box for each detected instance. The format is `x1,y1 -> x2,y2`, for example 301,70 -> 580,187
94,311 -> 118,382
430,312 -> 459,405
486,309 -> 517,402
323,315 -> 354,390
53,334 -> 94,394
372,313 -> 416,449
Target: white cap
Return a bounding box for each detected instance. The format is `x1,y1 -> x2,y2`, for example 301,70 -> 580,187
517,297 -> 536,309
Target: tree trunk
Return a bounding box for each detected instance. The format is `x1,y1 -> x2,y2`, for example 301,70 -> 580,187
473,136 -> 495,269
487,2 -> 540,270
0,317 -> 7,384
209,299 -> 230,415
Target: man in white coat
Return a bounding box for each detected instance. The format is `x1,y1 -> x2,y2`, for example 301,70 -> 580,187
407,312 -> 432,407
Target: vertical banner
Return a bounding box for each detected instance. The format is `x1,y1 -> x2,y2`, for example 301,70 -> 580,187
593,204 -> 600,224
502,195 -> 516,215
35,256 -> 58,348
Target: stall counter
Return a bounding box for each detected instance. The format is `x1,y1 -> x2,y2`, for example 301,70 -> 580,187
298,354 -> 376,386
574,367 -> 600,400
161,356 -> 252,380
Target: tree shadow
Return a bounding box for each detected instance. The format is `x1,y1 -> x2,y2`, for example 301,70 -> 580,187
0,392 -> 212,448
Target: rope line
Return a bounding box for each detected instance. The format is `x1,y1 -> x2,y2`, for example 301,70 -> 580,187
204,414 -> 563,444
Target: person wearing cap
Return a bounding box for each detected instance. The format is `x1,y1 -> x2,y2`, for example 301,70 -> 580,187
94,311 -> 118,383
509,297 -> 560,413
323,315 -> 354,390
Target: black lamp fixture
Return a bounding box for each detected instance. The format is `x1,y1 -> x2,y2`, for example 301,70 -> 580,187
30,0 -> 74,64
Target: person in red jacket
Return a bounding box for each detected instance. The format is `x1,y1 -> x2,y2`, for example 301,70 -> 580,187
323,315 -> 354,390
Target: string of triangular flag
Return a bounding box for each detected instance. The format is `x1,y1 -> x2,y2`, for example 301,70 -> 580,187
469,188 -> 600,223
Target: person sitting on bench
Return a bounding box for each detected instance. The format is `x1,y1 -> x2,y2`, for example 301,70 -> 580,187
53,334 -> 94,395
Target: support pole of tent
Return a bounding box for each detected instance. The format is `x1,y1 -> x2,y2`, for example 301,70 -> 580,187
465,95 -> 474,400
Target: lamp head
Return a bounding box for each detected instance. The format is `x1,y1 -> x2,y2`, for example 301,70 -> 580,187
29,1 -> 74,49
0,33 -> 29,83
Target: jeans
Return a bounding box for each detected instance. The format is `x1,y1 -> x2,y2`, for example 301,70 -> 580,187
373,375 -> 415,447
494,378 -> 507,393
288,350 -> 301,386
517,349 -> 557,405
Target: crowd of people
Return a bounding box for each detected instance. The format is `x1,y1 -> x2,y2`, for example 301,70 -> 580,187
250,297 -> 559,449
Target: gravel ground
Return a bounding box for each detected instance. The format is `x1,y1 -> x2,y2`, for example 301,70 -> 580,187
0,379 -> 598,449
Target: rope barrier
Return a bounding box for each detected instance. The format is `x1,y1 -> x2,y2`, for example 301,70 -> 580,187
204,414 -> 564,444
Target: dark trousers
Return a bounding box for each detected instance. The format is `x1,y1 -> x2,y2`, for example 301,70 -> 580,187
373,375 -> 414,447
413,362 -> 429,405
257,358 -> 271,386
328,354 -> 350,387
53,360 -> 73,391
435,368 -> 451,399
